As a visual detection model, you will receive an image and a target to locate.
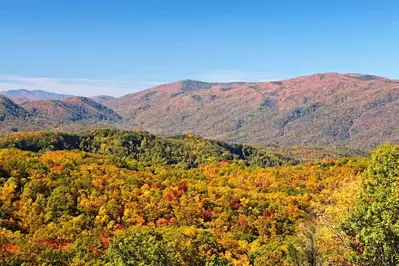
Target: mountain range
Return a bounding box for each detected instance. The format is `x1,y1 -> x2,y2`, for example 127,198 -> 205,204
0,73 -> 398,150
0,89 -> 73,104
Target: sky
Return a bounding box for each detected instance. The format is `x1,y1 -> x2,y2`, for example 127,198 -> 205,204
0,0 -> 398,96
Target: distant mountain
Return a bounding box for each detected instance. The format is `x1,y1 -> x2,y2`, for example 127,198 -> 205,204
0,89 -> 73,104
22,96 -> 122,123
105,73 -> 399,150
90,95 -> 115,104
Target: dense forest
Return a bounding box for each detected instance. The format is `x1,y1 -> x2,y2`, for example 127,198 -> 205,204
0,129 -> 397,265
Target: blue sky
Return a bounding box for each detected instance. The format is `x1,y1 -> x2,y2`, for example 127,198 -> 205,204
0,0 -> 398,96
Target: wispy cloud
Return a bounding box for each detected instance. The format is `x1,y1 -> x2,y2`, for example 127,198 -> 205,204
0,74 -> 156,97
194,70 -> 280,83
393,21 -> 399,25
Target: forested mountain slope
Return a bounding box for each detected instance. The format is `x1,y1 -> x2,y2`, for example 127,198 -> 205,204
21,97 -> 122,123
0,95 -> 29,121
107,73 -> 399,150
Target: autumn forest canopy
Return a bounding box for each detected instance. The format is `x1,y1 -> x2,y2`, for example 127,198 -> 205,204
1,0 -> 399,265
0,129 -> 398,265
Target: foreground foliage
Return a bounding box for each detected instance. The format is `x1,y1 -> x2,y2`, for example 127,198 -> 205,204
342,144 -> 399,265
0,130 -> 396,265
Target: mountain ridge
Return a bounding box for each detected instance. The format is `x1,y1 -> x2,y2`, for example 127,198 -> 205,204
0,89 -> 73,104
21,96 -> 122,123
104,72 -> 398,150
0,95 -> 122,133
1,72 -> 398,150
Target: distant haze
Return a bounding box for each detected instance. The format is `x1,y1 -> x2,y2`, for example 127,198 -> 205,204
0,89 -> 73,104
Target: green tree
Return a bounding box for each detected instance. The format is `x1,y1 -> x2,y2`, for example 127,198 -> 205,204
342,143 -> 399,265
104,228 -> 178,266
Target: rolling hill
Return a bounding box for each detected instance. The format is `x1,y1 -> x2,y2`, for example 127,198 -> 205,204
22,96 -> 122,123
0,95 -> 45,133
0,129 -> 298,167
0,96 -> 122,133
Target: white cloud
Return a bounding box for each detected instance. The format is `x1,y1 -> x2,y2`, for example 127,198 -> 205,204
0,74 -> 152,97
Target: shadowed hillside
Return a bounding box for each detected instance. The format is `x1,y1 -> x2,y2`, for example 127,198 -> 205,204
0,96 -> 122,134
22,97 -> 122,123
0,95 -> 29,121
